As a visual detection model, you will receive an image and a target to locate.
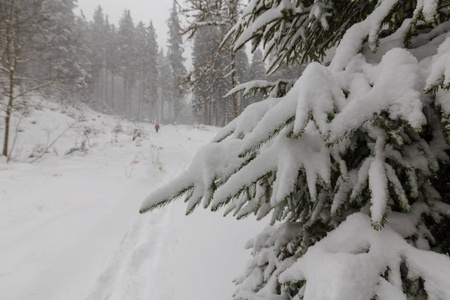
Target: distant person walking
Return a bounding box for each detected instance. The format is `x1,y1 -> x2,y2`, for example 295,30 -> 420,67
155,123 -> 160,133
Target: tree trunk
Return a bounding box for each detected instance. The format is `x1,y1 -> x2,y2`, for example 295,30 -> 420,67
111,72 -> 115,111
170,99 -> 173,122
2,72 -> 14,157
138,79 -> 142,121
129,83 -> 133,118
203,99 -> 207,124
104,67 -> 108,104
124,78 -> 127,115
138,65 -> 143,121
160,96 -> 164,123
2,3 -> 15,158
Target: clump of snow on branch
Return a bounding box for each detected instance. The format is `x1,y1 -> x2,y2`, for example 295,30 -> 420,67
425,36 -> 450,91
140,139 -> 246,215
330,48 -> 425,141
279,211 -> 450,300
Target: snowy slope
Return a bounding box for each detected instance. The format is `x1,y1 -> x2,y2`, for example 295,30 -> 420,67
0,99 -> 265,300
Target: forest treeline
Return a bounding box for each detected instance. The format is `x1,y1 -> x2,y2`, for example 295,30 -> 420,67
0,0 -> 301,128
0,0 -> 303,158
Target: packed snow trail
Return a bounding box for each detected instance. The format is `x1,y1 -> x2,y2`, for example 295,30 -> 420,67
0,101 -> 265,300
0,148 -> 151,300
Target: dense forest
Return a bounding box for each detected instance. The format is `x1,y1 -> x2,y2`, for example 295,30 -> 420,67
0,0 -> 295,128
0,0 -> 298,159
1,0 -> 305,159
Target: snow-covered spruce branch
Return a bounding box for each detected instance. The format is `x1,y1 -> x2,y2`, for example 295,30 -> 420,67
224,0 -> 362,66
224,79 -> 297,99
142,1 -> 450,299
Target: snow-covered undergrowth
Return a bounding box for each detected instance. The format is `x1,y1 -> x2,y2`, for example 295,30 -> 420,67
0,98 -> 264,300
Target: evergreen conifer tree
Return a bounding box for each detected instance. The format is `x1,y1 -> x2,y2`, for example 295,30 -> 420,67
182,0 -> 243,121
157,49 -> 174,123
191,25 -> 216,124
89,6 -> 107,103
117,9 -> 136,116
36,0 -> 86,97
104,19 -> 119,111
141,0 -> 450,299
249,49 -> 266,82
144,22 -> 159,122
135,21 -> 148,121
167,0 -> 187,122
240,48 -> 266,109
71,14 -> 93,101
134,21 -> 159,121
235,48 -> 250,86
191,24 -> 232,125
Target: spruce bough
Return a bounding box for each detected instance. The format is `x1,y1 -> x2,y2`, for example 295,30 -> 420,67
141,0 -> 450,299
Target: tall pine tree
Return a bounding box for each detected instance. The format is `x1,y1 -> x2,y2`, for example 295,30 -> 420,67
157,49 -> 174,123
183,0 -> 243,121
141,0 -> 450,299
135,21 -> 159,122
117,9 -> 136,116
246,49 -> 267,105
191,24 -> 232,125
249,49 -> 266,82
89,6 -> 107,104
104,18 -> 119,111
167,0 -> 187,123
144,22 -> 159,122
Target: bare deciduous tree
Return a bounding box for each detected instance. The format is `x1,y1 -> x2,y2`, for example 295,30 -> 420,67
0,0 -> 50,159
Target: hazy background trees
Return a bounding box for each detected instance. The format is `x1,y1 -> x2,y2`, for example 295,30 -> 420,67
180,0 -> 270,126
83,3 -> 190,124
1,0 -> 298,158
0,0 -> 88,158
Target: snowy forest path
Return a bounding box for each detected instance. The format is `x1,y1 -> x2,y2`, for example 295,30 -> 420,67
0,146 -> 160,300
0,122 -> 215,300
0,117 -> 265,300
87,202 -> 179,300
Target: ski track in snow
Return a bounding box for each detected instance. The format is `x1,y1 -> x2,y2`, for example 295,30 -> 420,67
0,100 -> 265,300
87,205 -> 178,300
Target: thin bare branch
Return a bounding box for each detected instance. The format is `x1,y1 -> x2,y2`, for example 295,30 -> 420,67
29,122 -> 78,164
12,80 -> 54,101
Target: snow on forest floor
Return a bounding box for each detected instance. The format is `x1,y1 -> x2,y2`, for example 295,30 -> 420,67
0,98 -> 265,300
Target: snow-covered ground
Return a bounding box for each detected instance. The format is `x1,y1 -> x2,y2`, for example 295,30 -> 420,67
0,99 -> 265,300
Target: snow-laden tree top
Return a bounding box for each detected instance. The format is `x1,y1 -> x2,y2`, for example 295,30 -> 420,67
141,0 -> 450,299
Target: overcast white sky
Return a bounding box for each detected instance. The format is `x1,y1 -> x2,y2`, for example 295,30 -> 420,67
76,0 -> 187,57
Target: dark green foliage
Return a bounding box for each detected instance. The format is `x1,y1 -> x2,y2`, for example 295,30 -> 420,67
400,261 -> 428,298
227,0 -> 378,70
